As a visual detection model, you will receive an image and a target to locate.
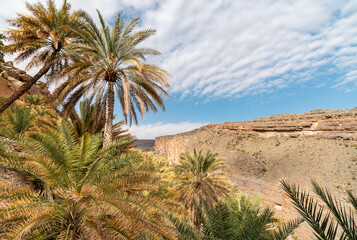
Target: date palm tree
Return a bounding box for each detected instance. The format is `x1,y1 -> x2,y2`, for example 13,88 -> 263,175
0,119 -> 175,239
174,149 -> 231,227
0,0 -> 81,113
53,11 -> 169,146
281,180 -> 357,240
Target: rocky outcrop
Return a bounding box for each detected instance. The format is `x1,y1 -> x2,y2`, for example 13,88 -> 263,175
0,61 -> 51,104
155,108 -> 357,239
203,108 -> 357,140
156,108 -> 357,163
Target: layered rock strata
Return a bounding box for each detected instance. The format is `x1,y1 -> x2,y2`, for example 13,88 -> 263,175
155,108 -> 357,239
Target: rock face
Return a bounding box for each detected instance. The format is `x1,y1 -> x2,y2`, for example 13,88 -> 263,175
0,61 -> 51,104
155,108 -> 357,239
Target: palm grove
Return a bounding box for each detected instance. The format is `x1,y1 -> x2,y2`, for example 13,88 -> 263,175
0,1 -> 356,239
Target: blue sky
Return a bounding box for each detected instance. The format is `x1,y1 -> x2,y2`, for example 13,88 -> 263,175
0,0 -> 356,138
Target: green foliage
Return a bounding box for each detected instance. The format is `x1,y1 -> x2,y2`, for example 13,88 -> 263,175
53,10 -> 169,124
25,94 -> 44,107
281,180 -> 357,240
174,149 -> 231,227
0,119 -> 175,239
173,195 -> 302,240
4,0 -> 81,73
69,98 -> 131,140
0,106 -> 35,140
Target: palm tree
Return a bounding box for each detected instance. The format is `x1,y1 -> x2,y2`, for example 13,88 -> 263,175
170,195 -> 302,240
69,98 -> 131,141
281,180 -> 357,240
0,0 -> 81,114
53,11 -> 169,146
174,149 -> 231,227
0,119 -> 175,239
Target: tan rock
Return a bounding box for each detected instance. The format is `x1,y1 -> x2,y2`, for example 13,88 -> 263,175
155,108 -> 357,238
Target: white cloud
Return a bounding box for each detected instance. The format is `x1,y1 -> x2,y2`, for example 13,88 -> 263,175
126,122 -> 207,139
0,0 -> 356,98
139,0 -> 357,97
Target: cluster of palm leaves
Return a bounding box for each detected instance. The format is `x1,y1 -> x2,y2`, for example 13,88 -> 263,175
0,106 -> 35,140
169,194 -> 302,240
0,0 -> 169,147
281,180 -> 357,240
0,119 -> 175,239
68,98 -> 130,141
173,149 -> 232,227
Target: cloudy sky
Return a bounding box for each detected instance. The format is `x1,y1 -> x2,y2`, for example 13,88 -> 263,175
1,0 -> 357,138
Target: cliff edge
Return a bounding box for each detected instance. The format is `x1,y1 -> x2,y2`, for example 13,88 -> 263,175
155,108 -> 357,239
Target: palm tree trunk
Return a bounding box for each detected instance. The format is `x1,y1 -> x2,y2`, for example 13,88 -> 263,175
103,81 -> 115,147
0,62 -> 52,114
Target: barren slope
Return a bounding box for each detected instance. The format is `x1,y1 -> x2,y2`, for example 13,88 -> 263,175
155,108 -> 357,239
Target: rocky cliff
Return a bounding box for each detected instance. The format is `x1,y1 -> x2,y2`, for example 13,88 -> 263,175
155,108 -> 357,239
0,61 -> 51,104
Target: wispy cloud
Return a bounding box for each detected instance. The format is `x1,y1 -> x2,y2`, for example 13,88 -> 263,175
0,0 -> 356,99
139,0 -> 357,98
126,122 -> 207,139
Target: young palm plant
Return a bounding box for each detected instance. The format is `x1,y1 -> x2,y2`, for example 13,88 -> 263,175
69,98 -> 131,141
53,11 -> 169,146
0,119 -> 175,239
0,0 -> 81,113
169,195 -> 302,240
281,180 -> 357,240
24,94 -> 59,134
174,149 -> 231,227
0,106 -> 35,140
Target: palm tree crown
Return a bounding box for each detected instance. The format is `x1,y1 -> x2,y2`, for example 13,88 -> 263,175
54,11 -> 169,146
0,0 -> 81,113
281,180 -> 357,240
0,119 -> 174,239
174,149 -> 231,227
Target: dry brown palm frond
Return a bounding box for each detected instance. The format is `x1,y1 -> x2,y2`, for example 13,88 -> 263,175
0,119 -> 175,239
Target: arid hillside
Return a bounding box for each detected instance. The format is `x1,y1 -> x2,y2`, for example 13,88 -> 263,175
155,108 -> 357,239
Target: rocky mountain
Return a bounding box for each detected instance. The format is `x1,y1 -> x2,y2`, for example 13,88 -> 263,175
0,61 -> 51,104
155,108 -> 357,239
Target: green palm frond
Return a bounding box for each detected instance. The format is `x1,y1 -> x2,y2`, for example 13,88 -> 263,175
172,194 -> 300,240
0,106 -> 35,140
68,98 -> 132,141
0,118 -> 174,239
270,218 -> 304,240
174,149 -> 232,227
281,180 -> 357,240
166,212 -> 200,240
53,10 -> 169,145
4,0 -> 81,72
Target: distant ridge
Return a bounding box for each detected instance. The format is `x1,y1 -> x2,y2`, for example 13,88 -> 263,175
135,139 -> 155,151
